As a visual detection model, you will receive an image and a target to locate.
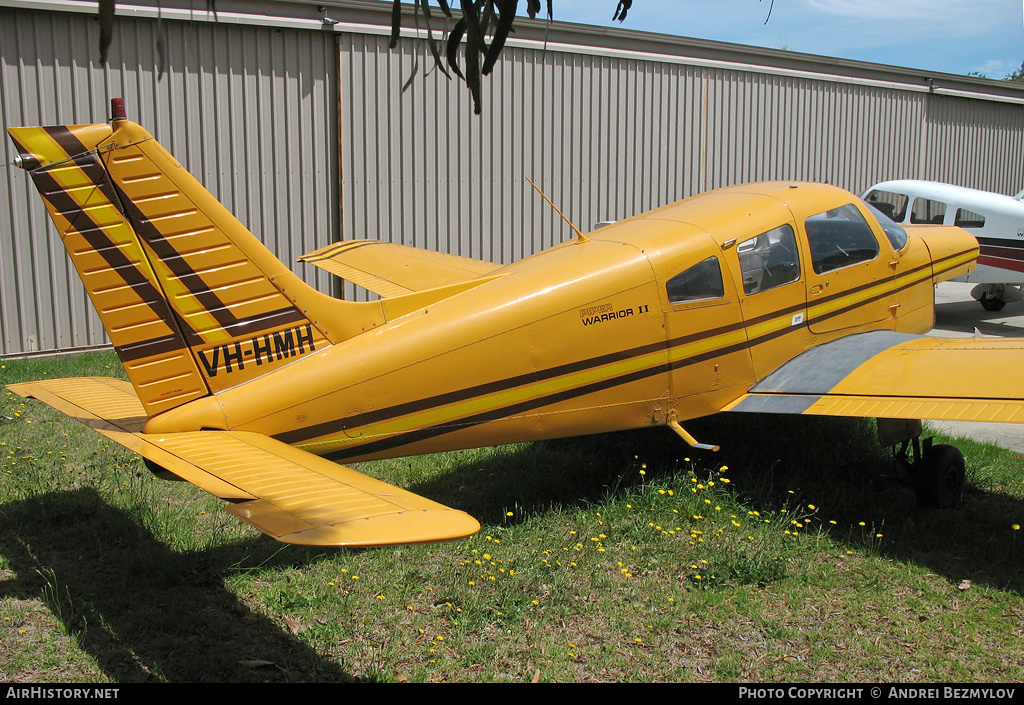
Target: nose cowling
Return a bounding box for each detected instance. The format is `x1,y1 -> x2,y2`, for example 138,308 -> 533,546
904,225 -> 979,283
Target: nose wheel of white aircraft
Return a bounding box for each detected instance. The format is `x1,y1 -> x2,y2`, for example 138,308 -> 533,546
878,419 -> 965,509
980,294 -> 1007,312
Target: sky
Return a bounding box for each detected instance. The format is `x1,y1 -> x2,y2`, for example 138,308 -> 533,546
542,0 -> 1024,79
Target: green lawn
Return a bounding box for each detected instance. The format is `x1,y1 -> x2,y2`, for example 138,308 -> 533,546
1,352 -> 1021,682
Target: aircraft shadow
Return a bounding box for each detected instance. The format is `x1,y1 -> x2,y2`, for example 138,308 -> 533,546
0,488 -> 353,683
411,415 -> 1024,595
934,299 -> 1024,337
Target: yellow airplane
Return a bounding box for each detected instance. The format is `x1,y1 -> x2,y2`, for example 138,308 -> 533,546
7,100 -> 1024,548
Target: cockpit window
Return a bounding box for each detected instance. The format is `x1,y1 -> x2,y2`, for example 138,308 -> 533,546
736,224 -> 800,295
864,189 -> 909,222
805,204 -> 880,274
666,256 -> 724,303
864,201 -> 909,251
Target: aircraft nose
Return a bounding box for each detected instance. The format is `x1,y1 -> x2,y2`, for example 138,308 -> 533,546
910,225 -> 979,283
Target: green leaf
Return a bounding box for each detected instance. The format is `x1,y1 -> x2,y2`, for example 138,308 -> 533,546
446,17 -> 468,81
483,0 -> 517,76
98,0 -> 115,64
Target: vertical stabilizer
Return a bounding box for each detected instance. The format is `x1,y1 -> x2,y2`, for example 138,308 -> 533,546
8,100 -> 383,416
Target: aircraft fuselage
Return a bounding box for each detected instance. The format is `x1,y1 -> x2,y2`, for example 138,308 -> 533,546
144,182 -> 977,462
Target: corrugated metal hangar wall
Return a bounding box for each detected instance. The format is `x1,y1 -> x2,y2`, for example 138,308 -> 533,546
2,0 -> 1023,357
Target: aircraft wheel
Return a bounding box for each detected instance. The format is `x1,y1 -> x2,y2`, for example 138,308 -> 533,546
914,444 -> 965,508
980,294 -> 1006,312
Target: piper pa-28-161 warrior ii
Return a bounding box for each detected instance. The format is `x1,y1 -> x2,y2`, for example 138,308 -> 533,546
7,100 -> 1024,547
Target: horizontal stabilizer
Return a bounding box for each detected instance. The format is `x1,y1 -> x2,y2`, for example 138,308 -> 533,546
723,331 -> 1024,423
9,378 -> 480,547
299,239 -> 501,297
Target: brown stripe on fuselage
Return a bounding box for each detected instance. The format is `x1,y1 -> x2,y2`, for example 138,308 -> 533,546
283,245 -> 970,456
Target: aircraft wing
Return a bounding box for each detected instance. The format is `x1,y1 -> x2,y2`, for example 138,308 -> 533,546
7,378 -> 480,547
722,331 -> 1024,423
299,239 -> 502,298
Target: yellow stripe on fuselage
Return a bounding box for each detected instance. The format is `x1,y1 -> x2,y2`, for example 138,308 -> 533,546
297,242 -> 975,456
300,323 -> 747,454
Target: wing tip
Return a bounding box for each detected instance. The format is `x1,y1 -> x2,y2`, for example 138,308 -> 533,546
270,508 -> 482,548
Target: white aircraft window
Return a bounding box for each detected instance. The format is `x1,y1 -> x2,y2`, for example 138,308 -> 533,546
667,256 -> 724,303
864,190 -> 909,222
805,204 -> 880,274
736,224 -> 800,295
910,197 -> 947,224
955,208 -> 986,228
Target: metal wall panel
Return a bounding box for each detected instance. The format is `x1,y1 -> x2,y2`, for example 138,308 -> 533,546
339,31 -> 704,300
339,29 -> 1022,305
702,69 -> 928,194
0,6 -> 337,356
4,1 -> 1024,353
922,95 -> 1024,195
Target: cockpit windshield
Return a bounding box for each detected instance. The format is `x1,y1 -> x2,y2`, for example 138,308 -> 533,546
863,200 -> 909,251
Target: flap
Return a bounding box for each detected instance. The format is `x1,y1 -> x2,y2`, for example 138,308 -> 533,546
722,331 -> 1024,423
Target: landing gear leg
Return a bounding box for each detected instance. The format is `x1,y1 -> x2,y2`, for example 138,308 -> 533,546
877,418 -> 965,509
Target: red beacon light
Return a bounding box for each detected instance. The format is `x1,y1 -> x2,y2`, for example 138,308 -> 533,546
110,98 -> 127,122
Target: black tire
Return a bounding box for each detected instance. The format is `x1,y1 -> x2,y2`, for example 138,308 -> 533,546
914,444 -> 965,508
980,295 -> 1006,312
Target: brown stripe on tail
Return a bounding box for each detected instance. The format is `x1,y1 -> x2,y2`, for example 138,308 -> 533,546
8,126 -> 210,415
10,103 -> 387,414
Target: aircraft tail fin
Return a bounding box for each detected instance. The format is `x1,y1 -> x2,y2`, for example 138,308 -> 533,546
8,100 -> 382,416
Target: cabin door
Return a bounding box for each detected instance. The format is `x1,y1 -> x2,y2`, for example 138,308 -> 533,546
800,202 -> 894,335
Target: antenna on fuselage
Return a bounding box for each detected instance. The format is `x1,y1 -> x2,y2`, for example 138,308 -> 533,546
525,176 -> 588,243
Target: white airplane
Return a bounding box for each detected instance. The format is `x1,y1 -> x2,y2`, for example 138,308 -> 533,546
862,180 -> 1024,311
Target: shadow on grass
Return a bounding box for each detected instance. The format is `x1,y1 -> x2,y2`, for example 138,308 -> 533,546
0,488 -> 353,683
408,413 -> 1024,594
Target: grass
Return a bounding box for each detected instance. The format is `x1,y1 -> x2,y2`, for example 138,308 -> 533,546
0,352 -> 1022,682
